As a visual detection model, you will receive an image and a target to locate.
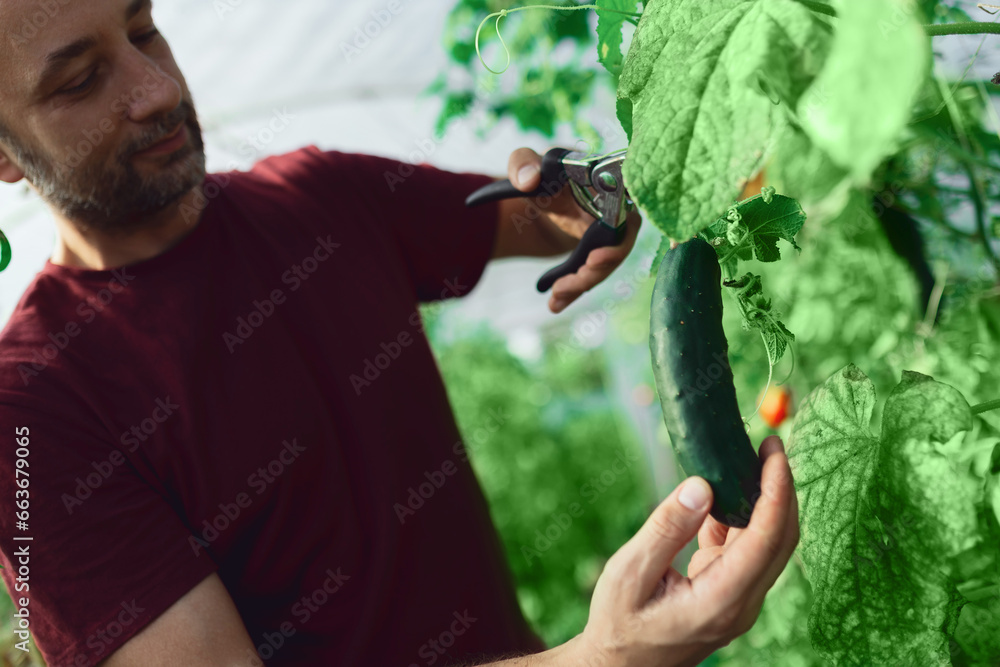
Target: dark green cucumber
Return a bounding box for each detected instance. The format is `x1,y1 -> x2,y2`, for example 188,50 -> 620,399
649,237 -> 762,528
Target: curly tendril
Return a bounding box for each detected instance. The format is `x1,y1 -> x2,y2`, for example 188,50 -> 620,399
475,4 -> 643,75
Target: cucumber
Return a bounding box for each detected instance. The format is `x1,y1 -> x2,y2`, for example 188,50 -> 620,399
649,237 -> 762,528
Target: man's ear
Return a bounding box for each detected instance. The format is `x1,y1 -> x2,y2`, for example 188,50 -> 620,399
0,147 -> 25,184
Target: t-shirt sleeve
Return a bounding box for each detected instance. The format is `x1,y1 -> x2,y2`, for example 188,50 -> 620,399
288,146 -> 501,303
0,396 -> 218,667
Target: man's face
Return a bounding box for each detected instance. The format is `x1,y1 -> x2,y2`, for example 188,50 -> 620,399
0,0 -> 205,233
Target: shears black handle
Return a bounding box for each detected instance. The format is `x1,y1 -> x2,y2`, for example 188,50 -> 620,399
536,220 -> 625,292
466,148 -> 626,293
464,148 -> 572,206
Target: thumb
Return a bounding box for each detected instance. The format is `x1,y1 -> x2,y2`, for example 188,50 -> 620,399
621,477 -> 713,604
507,147 -> 542,192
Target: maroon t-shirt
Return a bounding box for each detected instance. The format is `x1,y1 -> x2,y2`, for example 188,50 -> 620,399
0,146 -> 544,666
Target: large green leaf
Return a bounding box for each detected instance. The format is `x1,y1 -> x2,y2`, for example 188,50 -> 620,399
616,0 -> 828,241
796,0 -> 930,182
786,364 -> 983,665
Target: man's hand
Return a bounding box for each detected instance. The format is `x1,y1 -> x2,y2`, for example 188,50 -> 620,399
576,435 -> 799,667
468,435 -> 799,667
496,147 -> 642,314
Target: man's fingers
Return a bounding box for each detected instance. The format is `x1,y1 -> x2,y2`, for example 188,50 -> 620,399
755,463 -> 800,587
508,147 -> 542,192
757,434 -> 784,460
548,251 -> 624,312
548,212 -> 641,313
693,437 -> 795,603
686,545 -> 722,579
610,476 -> 713,606
697,514 -> 730,550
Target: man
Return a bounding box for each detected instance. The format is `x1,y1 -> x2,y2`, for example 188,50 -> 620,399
0,1 -> 799,666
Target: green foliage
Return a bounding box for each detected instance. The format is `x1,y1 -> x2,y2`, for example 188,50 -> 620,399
429,0 -> 604,143
786,364 -> 1000,665
490,66 -> 598,136
616,0 -> 828,242
429,326 -> 655,645
796,0 -> 930,182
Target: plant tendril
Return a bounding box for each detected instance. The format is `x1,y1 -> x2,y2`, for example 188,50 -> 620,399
475,4 -> 643,75
744,331 -> 774,426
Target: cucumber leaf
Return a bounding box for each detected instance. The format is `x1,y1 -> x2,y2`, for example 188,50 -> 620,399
796,0 -> 930,182
595,0 -> 640,78
699,193 -> 805,365
704,194 -> 805,265
786,365 -> 983,666
617,0 -> 828,241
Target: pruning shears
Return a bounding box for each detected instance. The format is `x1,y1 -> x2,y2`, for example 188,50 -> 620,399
465,147 -> 634,293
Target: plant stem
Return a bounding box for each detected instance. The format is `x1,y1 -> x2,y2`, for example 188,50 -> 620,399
796,0 -> 837,16
961,161 -> 1000,275
798,7 -> 1000,36
971,398 -> 1000,415
925,22 -> 1000,36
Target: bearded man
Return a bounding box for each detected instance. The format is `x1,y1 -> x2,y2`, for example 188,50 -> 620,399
0,2 -> 798,666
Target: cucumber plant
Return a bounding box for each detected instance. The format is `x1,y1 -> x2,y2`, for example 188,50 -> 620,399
436,0 -> 1000,664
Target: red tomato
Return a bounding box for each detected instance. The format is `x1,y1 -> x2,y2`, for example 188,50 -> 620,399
758,387 -> 792,429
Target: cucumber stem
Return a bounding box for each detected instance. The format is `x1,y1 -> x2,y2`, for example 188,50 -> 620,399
971,399 -> 1000,415
792,2 -> 1000,38
925,22 -> 1000,36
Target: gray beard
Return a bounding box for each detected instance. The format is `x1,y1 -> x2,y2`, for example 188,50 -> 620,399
4,100 -> 207,235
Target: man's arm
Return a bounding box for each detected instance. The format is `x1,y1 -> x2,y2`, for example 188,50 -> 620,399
97,573 -> 258,667
491,147 -> 642,313
97,571 -> 587,667
95,435 -> 797,667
